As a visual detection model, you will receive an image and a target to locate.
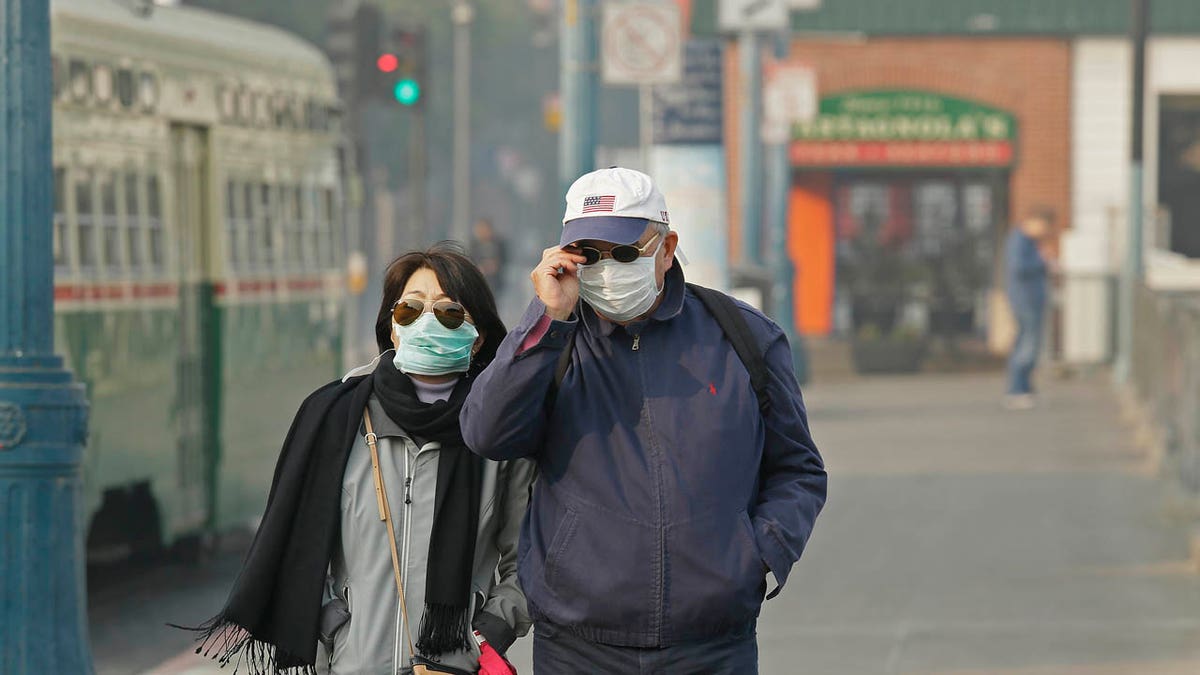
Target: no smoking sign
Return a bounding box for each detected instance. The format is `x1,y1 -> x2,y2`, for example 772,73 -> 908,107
602,2 -> 683,86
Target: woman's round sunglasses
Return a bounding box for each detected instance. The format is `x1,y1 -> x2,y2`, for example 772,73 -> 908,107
571,231 -> 661,266
392,298 -> 472,330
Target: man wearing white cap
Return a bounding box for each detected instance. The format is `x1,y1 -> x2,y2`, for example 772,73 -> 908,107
461,168 -> 826,672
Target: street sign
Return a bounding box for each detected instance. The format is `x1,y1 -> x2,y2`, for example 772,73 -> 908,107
762,59 -> 816,144
601,1 -> 683,85
718,0 -> 789,32
653,39 -> 723,144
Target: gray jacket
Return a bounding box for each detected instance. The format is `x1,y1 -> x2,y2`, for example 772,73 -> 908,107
320,358 -> 535,674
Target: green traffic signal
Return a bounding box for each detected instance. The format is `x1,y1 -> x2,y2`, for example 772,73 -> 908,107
394,78 -> 420,106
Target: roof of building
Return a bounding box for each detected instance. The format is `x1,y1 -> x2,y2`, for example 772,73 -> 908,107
690,0 -> 1200,37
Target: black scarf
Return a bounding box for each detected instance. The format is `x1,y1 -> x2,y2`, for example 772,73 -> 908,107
176,357 -> 481,674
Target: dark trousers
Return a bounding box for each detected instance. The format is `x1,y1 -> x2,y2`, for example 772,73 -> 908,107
532,622 -> 758,675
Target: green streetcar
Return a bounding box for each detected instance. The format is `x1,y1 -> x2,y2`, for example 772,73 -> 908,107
50,0 -> 355,561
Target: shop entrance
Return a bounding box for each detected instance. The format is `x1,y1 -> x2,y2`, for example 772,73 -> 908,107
830,171 -> 1009,344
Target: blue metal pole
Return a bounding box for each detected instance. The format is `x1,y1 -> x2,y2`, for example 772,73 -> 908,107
558,0 -> 599,231
0,1 -> 93,672
738,30 -> 763,266
765,32 -> 808,384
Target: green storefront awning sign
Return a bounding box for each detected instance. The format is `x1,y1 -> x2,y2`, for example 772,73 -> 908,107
792,90 -> 1018,167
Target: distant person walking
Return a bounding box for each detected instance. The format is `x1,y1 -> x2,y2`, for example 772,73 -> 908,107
469,218 -> 509,297
1004,207 -> 1054,410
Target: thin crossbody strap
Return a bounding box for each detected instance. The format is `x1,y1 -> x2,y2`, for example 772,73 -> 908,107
364,409 -> 418,660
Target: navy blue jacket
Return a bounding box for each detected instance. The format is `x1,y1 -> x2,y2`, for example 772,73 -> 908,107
1005,229 -> 1048,311
460,265 -> 827,648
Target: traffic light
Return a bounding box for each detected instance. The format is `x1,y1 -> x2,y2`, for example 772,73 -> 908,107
383,26 -> 425,108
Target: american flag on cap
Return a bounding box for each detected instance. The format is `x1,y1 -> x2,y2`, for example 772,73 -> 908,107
582,195 -> 616,213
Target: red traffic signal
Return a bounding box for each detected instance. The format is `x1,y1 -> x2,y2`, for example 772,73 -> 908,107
376,53 -> 399,73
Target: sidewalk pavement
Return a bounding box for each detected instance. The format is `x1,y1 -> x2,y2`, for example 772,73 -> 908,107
139,371 -> 1200,675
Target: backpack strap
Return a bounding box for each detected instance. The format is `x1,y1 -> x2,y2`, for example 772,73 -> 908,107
549,288 -> 772,417
686,283 -> 772,416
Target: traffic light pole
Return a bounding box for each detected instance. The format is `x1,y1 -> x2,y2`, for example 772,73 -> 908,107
559,0 -> 599,220
1115,0 -> 1148,384
765,31 -> 808,384
451,1 -> 474,244
0,1 -> 94,671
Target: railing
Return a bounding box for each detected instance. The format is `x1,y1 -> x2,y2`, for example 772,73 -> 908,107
1130,285 -> 1200,495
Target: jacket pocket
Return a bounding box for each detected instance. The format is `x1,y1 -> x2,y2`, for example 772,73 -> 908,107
538,507 -> 658,636
665,510 -> 764,638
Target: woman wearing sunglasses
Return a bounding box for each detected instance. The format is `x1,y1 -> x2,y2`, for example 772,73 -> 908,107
183,244 -> 533,675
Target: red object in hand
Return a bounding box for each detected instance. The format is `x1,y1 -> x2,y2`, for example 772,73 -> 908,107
475,632 -> 517,675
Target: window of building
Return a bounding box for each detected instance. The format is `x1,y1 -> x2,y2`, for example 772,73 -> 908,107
75,170 -> 96,270
93,64 -> 114,105
125,171 -> 143,269
302,186 -> 319,267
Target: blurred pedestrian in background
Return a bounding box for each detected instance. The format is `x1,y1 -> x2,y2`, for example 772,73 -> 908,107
460,168 -> 827,673
180,244 -> 532,675
1004,207 -> 1055,410
469,218 -> 509,298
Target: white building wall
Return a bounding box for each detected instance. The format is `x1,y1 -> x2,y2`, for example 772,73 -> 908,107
1065,39 -> 1129,363
1066,37 -> 1200,363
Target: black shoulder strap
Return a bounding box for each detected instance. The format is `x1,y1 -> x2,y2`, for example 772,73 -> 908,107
687,283 -> 772,416
550,287 -> 772,416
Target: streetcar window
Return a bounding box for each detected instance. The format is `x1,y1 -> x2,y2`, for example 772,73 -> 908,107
146,175 -> 164,270
93,65 -> 114,105
54,168 -> 67,269
68,59 -> 90,102
125,172 -> 142,269
116,70 -> 136,109
243,183 -> 258,264
290,185 -> 302,267
259,184 -> 275,264
75,171 -> 96,269
101,174 -> 121,271
52,56 -> 65,100
322,188 -> 337,267
226,181 -> 240,269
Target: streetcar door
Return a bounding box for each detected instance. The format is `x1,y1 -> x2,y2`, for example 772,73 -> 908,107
170,124 -> 220,534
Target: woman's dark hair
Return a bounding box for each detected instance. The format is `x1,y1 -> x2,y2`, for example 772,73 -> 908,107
375,242 -> 507,376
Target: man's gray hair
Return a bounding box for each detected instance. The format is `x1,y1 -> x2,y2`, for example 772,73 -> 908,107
651,220 -> 670,237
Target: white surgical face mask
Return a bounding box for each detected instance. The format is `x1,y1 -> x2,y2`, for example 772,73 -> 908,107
577,239 -> 663,322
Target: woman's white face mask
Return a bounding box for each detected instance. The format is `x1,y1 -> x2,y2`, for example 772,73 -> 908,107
577,238 -> 663,322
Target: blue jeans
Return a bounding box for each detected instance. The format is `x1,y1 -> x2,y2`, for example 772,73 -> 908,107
532,621 -> 758,674
1007,294 -> 1045,395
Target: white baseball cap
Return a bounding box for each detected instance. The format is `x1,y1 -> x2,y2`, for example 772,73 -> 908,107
560,167 -> 670,246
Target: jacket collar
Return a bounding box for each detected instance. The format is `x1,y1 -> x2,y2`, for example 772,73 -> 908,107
582,262 -> 686,337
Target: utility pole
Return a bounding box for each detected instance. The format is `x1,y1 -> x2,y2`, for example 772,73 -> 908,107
559,0 -> 600,221
738,30 -> 764,267
764,32 -> 808,383
1116,0 -> 1148,383
451,1 -> 474,244
0,0 -> 93,672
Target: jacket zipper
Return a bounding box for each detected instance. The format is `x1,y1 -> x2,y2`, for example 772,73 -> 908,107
631,333 -> 641,351
395,440 -> 434,672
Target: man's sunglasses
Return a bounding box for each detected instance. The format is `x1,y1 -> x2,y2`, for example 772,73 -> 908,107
571,232 -> 661,266
392,298 -> 472,330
